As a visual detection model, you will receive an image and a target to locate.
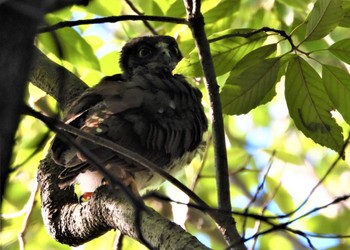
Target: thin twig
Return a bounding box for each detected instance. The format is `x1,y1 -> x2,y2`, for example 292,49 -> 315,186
208,27 -> 296,50
282,134 -> 350,218
113,231 -> 124,250
123,0 -> 158,35
17,178 -> 39,250
38,15 -> 187,33
190,134 -> 212,191
241,152 -> 275,238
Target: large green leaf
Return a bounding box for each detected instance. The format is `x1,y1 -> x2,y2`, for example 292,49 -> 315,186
221,58 -> 280,115
328,38 -> 350,64
305,0 -> 343,41
73,0 -> 122,16
100,51 -> 121,76
285,56 -> 343,152
276,0 -> 310,10
322,65 -> 350,124
174,29 -> 266,77
38,15 -> 100,70
228,43 -> 277,78
203,0 -> 240,23
340,0 -> 350,27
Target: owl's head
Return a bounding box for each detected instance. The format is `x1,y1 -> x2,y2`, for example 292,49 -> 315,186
119,36 -> 183,78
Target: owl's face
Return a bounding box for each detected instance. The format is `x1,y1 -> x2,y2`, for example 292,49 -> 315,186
119,36 -> 183,77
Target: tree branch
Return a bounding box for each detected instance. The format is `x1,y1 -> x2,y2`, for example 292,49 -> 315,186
183,0 -> 246,249
38,156 -> 209,249
38,15 -> 187,34
0,0 -> 44,201
29,47 -> 88,112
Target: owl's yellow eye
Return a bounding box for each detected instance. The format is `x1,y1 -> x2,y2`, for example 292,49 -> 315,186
138,47 -> 152,57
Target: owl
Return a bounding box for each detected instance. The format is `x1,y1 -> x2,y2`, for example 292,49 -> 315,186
51,36 -> 208,197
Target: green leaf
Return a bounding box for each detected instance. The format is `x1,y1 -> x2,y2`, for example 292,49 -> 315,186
266,177 -> 296,213
73,0 -> 122,16
203,0 -> 240,23
305,0 -> 343,41
221,58 -> 280,115
328,38 -> 350,64
229,43 -> 277,78
38,15 -> 100,70
322,65 -> 350,124
264,149 -> 304,165
174,29 -> 266,77
100,51 -> 122,76
276,0 -> 310,10
340,1 -> 350,27
285,56 -> 343,152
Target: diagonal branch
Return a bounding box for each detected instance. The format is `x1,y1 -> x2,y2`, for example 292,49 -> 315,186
38,15 -> 187,33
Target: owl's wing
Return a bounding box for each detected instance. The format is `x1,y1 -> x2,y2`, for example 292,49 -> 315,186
51,75 -> 145,184
51,73 -> 207,189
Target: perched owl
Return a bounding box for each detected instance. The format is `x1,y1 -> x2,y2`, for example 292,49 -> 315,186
51,36 -> 208,197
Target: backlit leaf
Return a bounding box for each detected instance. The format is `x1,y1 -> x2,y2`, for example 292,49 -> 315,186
285,56 -> 343,152
322,65 -> 350,124
305,0 -> 343,41
174,29 -> 266,77
221,58 -> 280,115
328,38 -> 350,64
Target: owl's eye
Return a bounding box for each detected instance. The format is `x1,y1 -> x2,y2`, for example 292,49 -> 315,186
138,47 -> 152,58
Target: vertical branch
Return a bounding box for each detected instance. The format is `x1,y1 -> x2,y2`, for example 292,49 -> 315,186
0,1 -> 45,200
183,0 -> 246,249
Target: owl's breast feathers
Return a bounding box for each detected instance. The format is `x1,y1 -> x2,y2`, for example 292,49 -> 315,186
51,72 -> 208,191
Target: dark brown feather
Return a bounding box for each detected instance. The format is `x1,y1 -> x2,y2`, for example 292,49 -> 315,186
51,36 -> 208,192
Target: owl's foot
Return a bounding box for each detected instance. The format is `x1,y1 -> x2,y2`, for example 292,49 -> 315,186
80,192 -> 94,202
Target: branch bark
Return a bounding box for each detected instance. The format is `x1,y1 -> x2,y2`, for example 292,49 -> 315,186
30,47 -> 209,249
183,0 -> 246,249
38,156 -> 209,249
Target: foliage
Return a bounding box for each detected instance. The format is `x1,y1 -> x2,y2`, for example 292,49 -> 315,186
2,0 -> 350,249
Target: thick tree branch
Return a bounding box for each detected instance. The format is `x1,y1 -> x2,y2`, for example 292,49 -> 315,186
183,0 -> 246,249
29,47 -> 88,112
38,156 -> 209,249
0,0 -> 44,200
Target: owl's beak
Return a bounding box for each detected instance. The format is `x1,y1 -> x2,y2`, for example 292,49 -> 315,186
161,48 -> 172,63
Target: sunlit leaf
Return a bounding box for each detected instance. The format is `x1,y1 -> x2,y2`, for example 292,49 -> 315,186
229,43 -> 277,78
328,38 -> 350,64
276,0 -> 310,10
305,0 -> 343,41
166,0 -> 186,17
264,149 -> 304,165
322,65 -> 350,124
285,56 -> 343,152
38,15 -> 100,70
203,0 -> 240,23
99,51 -> 121,76
73,0 -> 122,16
174,29 -> 267,77
266,178 -> 296,213
339,1 -> 350,27
221,58 -> 280,115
